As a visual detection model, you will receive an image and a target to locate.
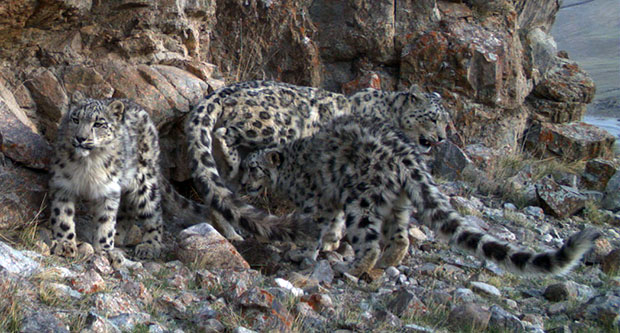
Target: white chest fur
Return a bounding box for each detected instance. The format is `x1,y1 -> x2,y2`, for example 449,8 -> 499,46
52,152 -> 136,200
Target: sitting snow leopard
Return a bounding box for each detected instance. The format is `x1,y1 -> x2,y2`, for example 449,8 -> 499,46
240,115 -> 599,277
186,80 -> 448,241
48,97 -> 296,259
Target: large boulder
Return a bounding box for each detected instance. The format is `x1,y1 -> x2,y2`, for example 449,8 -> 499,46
536,176 -> 587,218
524,121 -> 616,162
0,164 -> 49,230
176,223 -> 250,271
400,17 -> 530,109
0,88 -> 53,170
602,171 -> 620,212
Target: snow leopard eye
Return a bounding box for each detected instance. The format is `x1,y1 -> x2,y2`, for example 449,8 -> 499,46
93,121 -> 106,128
72,117 -> 79,124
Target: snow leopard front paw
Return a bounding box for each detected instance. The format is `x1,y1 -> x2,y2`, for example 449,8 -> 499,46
134,241 -> 161,260
50,239 -> 78,258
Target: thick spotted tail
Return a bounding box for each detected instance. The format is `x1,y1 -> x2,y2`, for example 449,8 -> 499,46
184,86 -> 309,241
160,178 -> 302,241
404,171 -> 600,275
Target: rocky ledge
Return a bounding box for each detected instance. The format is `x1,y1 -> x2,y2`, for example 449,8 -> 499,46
0,0 -> 618,331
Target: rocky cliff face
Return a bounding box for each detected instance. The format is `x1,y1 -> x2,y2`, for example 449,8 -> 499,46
0,0 -> 615,226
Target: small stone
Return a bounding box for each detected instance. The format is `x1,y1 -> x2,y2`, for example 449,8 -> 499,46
547,301 -> 568,316
524,206 -> 545,219
84,312 -> 121,333
470,281 -> 501,298
448,303 -> 491,331
488,305 -> 525,332
196,305 -> 217,321
233,327 -> 257,333
274,278 -> 304,297
602,249 -> 620,275
300,293 -> 334,314
94,291 -> 142,317
91,254 -> 114,275
155,293 -> 188,319
121,281 -> 152,304
453,288 -> 476,303
386,289 -> 426,316
402,323 -> 434,332
239,287 -> 274,309
581,159 -> 618,191
20,310 -> 70,333
341,272 -> 359,284
176,223 -> 249,270
77,242 -> 95,257
408,227 -> 428,243
44,282 -> 83,300
108,313 -> 152,332
385,266 -> 400,279
70,269 -> 105,294
545,325 -> 572,333
374,309 -> 402,327
503,203 -> 517,211
199,319 -> 225,333
505,299 -> 518,309
543,283 -> 571,302
310,260 -> 334,285
295,302 -> 327,331
586,237 -> 613,264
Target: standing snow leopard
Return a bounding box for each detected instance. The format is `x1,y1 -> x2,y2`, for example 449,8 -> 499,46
48,97 -> 297,259
240,115 -> 599,277
185,80 -> 449,241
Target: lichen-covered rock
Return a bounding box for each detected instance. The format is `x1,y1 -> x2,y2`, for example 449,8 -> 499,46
533,60 -> 595,104
536,176 -> 587,218
581,159 -> 618,191
70,269 -> 106,295
0,88 -> 53,169
448,303 -> 491,331
0,241 -> 40,277
0,164 -> 48,230
176,223 -> 250,271
401,17 -> 528,109
430,141 -> 473,180
525,121 -> 616,162
602,170 -> 620,212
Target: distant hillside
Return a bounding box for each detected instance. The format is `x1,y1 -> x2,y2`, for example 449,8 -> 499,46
552,0 -> 620,117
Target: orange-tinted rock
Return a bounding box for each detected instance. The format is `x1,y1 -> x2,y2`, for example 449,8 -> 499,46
0,94 -> 53,169
342,73 -> 381,95
536,176 -> 587,218
25,69 -> 69,121
524,121 -> 615,161
581,159 -> 618,191
176,223 -> 250,271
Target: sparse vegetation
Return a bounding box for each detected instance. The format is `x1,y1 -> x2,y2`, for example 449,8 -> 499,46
0,282 -> 22,332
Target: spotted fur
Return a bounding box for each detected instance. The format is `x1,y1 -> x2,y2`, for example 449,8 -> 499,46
186,80 -> 447,240
48,98 -> 166,259
240,115 -> 600,277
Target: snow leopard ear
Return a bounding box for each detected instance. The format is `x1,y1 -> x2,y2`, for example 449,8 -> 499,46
107,100 -> 125,122
70,90 -> 87,104
265,150 -> 283,168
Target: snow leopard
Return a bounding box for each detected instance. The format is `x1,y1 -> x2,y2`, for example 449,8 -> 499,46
48,97 -> 296,259
239,115 -> 599,277
186,80 -> 448,241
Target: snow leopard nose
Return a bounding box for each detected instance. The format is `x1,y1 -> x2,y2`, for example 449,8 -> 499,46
75,136 -> 86,143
